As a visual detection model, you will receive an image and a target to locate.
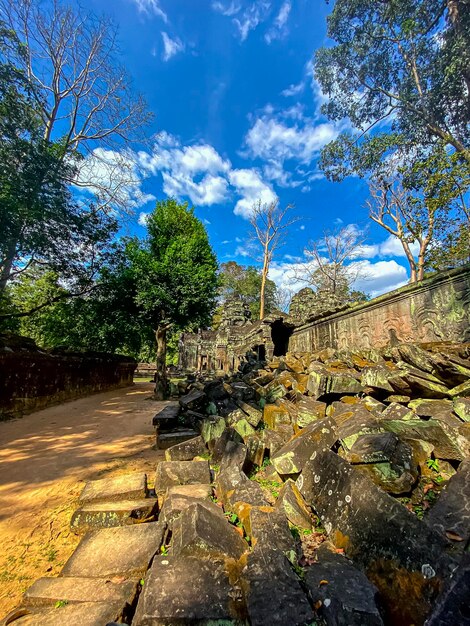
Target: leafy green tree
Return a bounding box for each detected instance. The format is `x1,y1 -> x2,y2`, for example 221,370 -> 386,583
316,0 -> 470,181
217,261 -> 277,321
125,199 -> 218,398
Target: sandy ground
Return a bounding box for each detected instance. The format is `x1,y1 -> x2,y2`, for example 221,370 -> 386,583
0,382 -> 166,617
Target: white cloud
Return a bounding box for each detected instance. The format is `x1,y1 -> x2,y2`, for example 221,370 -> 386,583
235,244 -> 251,257
161,32 -> 184,61
212,1 -> 241,16
265,0 -> 291,43
232,1 -> 271,41
355,234 -> 420,260
130,0 -> 167,21
74,148 -> 155,211
228,168 -> 277,218
281,82 -> 304,97
138,212 -> 150,226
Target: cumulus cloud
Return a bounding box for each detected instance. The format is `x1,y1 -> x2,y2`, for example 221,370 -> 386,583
74,148 -> 155,211
228,168 -> 277,218
265,0 -> 291,43
130,0 -> 167,21
281,81 -> 304,97
161,32 -> 184,61
356,234 -> 420,260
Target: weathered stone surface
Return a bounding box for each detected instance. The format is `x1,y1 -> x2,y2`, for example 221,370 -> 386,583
408,398 -> 453,417
243,435 -> 265,469
345,432 -> 418,494
247,506 -> 295,552
448,379 -> 470,397
271,416 -> 337,476
454,397 -> 470,422
179,388 -> 207,411
426,554 -> 470,626
275,479 -> 312,530
259,428 -> 286,456
237,400 -> 262,427
4,602 -> 126,626
382,418 -> 470,460
133,556 -> 246,625
78,472 -> 147,505
360,365 -> 396,392
164,435 -> 207,461
362,396 -> 386,414
298,450 -> 454,625
336,410 -> 382,451
384,394 -> 411,404
154,460 -> 211,497
233,417 -> 256,439
425,459 -> 470,545
199,416 -> 226,446
263,403 -> 291,430
157,428 -> 199,449
70,498 -> 158,534
151,403 -> 179,428
304,543 -> 383,626
295,397 -> 327,428
211,426 -> 243,463
243,545 -> 314,626
23,576 -> 137,608
172,502 -> 247,560
216,466 -> 267,509
308,366 -> 362,398
380,401 -> 415,421
61,521 -> 166,578
220,440 -> 248,472
165,483 -> 213,500
159,492 -> 222,525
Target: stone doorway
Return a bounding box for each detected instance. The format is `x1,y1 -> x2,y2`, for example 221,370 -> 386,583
271,320 -> 293,357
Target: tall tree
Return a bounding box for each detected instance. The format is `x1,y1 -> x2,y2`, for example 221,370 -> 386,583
126,199 -> 218,399
316,0 -> 470,181
249,200 -> 297,319
218,262 -> 277,320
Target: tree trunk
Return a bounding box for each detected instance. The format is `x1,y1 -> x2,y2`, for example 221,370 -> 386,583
154,326 -> 168,400
259,252 -> 269,319
0,238 -> 18,293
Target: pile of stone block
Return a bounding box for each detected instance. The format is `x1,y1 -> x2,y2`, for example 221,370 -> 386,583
3,341 -> 469,625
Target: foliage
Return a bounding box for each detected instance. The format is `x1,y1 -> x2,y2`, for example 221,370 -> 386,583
216,261 -> 277,324
316,0 -> 470,180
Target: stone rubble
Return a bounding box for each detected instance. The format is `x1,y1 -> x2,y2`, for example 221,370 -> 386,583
3,341 -> 470,625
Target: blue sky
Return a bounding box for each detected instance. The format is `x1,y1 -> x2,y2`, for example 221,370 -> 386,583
81,0 -> 413,298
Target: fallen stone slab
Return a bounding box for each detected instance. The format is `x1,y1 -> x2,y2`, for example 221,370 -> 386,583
275,479 -> 312,530
298,449 -> 455,625
425,459 -> 470,546
408,398 -> 453,417
236,400 -> 262,427
164,435 -> 207,461
380,401 -> 415,421
154,460 -> 211,497
295,397 -> 327,428
262,402 -> 292,430
220,440 -> 247,472
246,506 -> 295,552
453,397 -> 470,422
159,492 -> 223,526
308,366 -> 362,398
233,417 -> 256,439
156,428 -> 200,450
382,418 -> 470,460
426,553 -> 470,626
70,498 -> 158,534
78,472 -> 147,505
305,543 -> 383,626
61,521 -> 166,578
271,416 -> 337,476
171,502 -> 247,560
179,388 -> 207,411
199,416 -> 226,447
22,576 -> 137,608
133,555 -> 246,626
2,602 -> 126,626
243,545 -> 314,626
151,403 -> 179,428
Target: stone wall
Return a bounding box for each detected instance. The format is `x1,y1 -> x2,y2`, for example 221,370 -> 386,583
290,266 -> 470,353
0,336 -> 137,419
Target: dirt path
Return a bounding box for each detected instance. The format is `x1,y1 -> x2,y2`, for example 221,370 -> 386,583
0,382 -> 166,617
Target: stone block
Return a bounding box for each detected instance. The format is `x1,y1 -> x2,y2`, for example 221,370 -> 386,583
159,492 -> 223,525
295,397 -> 327,428
154,460 -> 211,497
425,459 -> 470,546
237,400 -> 262,427
409,398 -> 453,417
243,434 -> 265,469
271,416 -> 337,476
263,403 -> 291,430
3,602 -> 126,626
211,426 -> 243,463
78,472 -> 147,505
61,521 -> 166,578
454,397 -> 470,421
305,543 -> 384,626
164,435 -> 207,461
382,418 -> 470,461
216,466 -> 267,509
151,403 -> 179,428
380,402 -> 415,421
298,450 -> 455,625
233,417 -> 256,439
70,498 -> 158,534
179,388 -> 207,411
23,576 -> 137,608
426,553 -> 470,626
133,556 -> 246,625
199,416 -> 226,446
220,440 -> 247,472
157,428 -> 200,450
243,545 -> 314,626
247,506 -> 295,552
308,366 -> 362,398
172,502 -> 247,560
260,428 -> 287,456
275,479 -> 312,529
